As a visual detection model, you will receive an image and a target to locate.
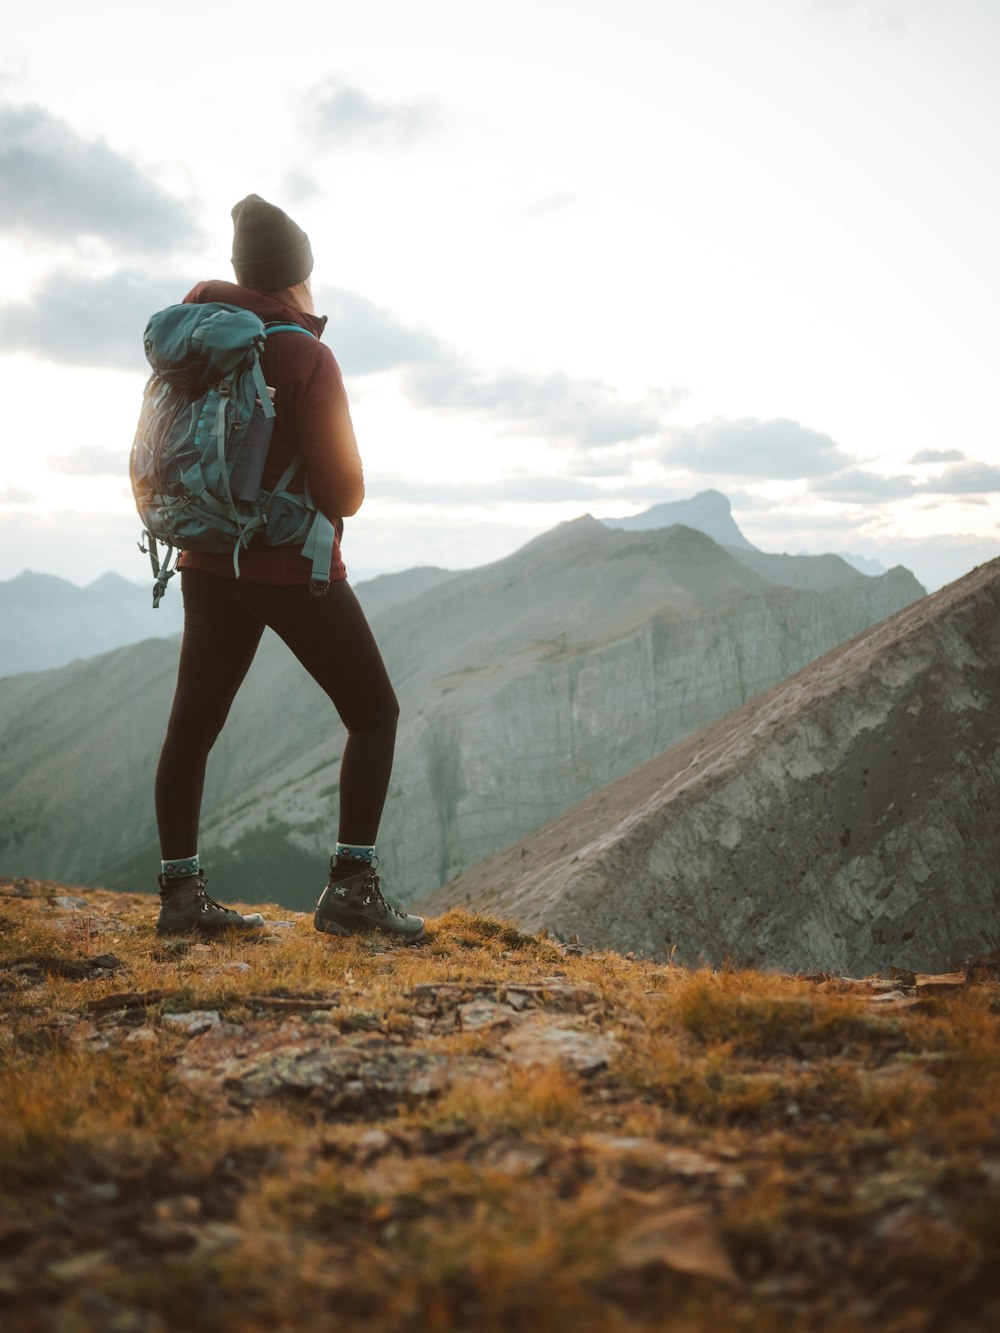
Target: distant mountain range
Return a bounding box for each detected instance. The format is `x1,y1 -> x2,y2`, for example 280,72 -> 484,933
1,491 -> 890,677
422,556 -> 1000,975
0,571 -> 184,676
0,514 -> 925,911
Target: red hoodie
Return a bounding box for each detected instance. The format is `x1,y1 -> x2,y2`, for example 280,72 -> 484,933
177,280 -> 364,585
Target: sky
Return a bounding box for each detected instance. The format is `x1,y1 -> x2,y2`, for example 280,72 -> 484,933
1,0 -> 998,593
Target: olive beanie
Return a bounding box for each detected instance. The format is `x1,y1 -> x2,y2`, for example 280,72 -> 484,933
231,194 -> 313,291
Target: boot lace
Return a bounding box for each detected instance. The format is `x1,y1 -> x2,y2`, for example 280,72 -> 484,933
360,864 -> 410,920
195,880 -> 239,916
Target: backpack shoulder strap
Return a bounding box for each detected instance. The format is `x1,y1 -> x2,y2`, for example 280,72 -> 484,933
264,322 -> 319,339
256,322 -> 320,418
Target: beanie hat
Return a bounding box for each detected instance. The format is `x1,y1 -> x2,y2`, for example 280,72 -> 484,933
231,194 -> 313,290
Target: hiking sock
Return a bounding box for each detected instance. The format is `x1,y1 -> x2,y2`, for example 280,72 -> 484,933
331,843 -> 375,879
160,854 -> 201,886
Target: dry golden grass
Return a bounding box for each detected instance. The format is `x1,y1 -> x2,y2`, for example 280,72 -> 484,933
1,879 -> 998,1332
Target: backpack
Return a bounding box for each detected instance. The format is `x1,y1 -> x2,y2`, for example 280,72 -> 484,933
130,301 -> 337,606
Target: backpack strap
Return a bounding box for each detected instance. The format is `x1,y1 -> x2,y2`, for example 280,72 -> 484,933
138,530 -> 177,609
264,321 -> 318,338
301,512 -> 337,596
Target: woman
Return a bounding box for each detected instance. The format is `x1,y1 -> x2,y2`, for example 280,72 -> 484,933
153,194 -> 423,942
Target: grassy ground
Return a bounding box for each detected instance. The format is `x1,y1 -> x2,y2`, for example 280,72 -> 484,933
1,877 -> 998,1332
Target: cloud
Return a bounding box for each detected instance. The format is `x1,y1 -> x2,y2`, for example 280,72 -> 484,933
0,103 -> 199,251
910,449 -> 965,464
0,264 -> 679,460
924,462 -> 1000,494
308,80 -> 438,147
281,169 -> 323,205
317,282 -> 683,450
48,446 -> 128,477
659,417 -> 851,479
0,270 -> 180,369
811,460 -> 1000,505
810,469 -> 918,502
0,484 -> 35,504
318,287 -> 444,375
406,361 -> 680,449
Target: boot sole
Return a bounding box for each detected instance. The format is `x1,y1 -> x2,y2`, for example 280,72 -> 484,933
314,912 -> 424,943
156,918 -> 265,936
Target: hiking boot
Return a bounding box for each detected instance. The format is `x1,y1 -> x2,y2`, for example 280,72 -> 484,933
156,874 -> 265,936
314,861 -> 425,942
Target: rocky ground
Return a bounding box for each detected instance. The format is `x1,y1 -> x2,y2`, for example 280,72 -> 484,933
1,877 -> 999,1332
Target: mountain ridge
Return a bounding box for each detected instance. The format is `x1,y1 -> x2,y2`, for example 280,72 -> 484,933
420,557 -> 1000,974
0,519 -> 926,908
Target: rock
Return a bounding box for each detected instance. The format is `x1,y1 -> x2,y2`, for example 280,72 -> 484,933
486,1143 -> 549,1175
124,1027 -> 158,1045
584,1136 -> 748,1191
203,961 -> 252,976
354,1128 -> 395,1160
161,1010 -> 221,1035
501,1018 -> 615,1074
868,991 -> 922,1009
53,894 -> 89,910
175,1022 -> 460,1113
456,1000 -> 515,1032
613,1202 -> 740,1285
505,980 -> 597,1010
914,972 -> 968,995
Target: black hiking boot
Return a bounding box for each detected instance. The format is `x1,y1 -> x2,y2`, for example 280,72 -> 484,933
314,860 -> 425,942
156,874 -> 265,936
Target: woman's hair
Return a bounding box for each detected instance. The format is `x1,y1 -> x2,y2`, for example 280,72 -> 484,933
258,277 -> 315,315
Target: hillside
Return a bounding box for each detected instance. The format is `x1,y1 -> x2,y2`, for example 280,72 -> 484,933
0,519 -> 925,908
1,878 -> 998,1332
0,571 -> 184,677
422,558 -> 1000,976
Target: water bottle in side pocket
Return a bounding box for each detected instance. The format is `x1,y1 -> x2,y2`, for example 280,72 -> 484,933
230,386 -> 276,502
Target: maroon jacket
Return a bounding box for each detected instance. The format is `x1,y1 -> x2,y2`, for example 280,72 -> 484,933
177,280 -> 363,585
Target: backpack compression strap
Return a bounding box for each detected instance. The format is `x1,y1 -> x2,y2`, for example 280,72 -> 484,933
268,457 -> 338,594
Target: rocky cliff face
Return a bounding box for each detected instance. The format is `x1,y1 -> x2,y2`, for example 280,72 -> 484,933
0,520 -> 926,909
422,558 -> 1000,975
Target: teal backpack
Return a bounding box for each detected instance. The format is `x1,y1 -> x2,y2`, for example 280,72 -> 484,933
130,301 -> 337,606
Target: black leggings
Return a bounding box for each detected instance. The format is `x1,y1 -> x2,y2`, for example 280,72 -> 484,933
155,569 -> 399,859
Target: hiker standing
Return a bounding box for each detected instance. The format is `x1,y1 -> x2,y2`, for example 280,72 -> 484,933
148,194 -> 423,941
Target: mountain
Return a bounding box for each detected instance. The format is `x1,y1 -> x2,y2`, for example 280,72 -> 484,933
420,558 -> 1000,975
721,547 -> 866,593
0,564 -> 455,678
0,570 -> 184,676
603,489 -> 755,549
839,552 -> 888,577
602,493 -> 892,587
0,519 -> 925,908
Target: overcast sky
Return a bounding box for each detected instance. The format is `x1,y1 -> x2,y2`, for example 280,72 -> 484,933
1,0 -> 998,592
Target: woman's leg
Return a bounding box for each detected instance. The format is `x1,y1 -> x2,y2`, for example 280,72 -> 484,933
155,570 -> 266,859
236,579 -> 399,846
